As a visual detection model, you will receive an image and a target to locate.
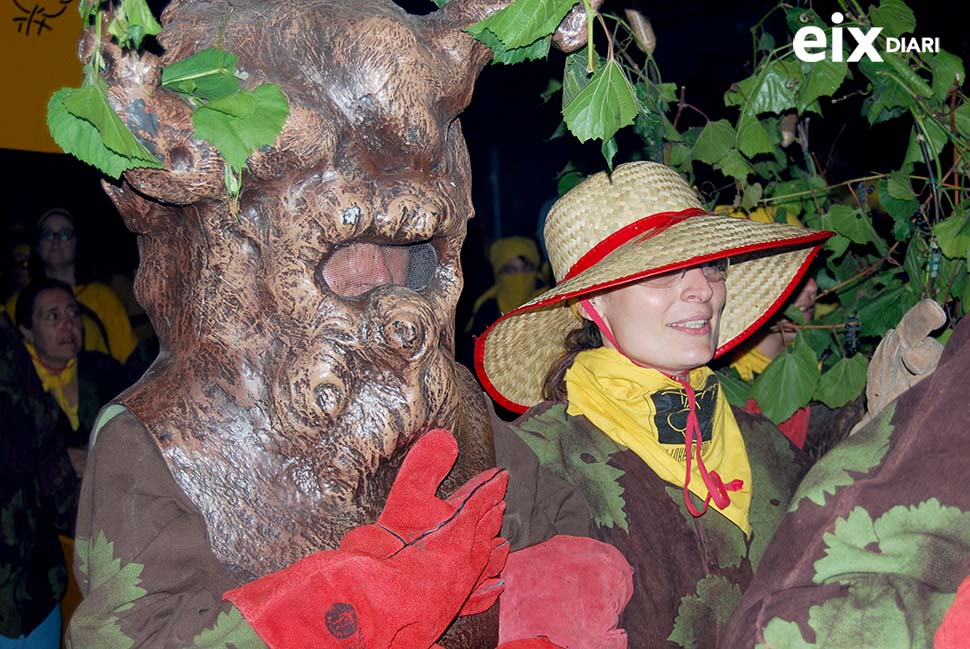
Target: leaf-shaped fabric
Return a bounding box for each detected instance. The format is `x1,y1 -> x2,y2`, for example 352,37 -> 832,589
815,499 -> 970,590
668,575 -> 742,649
192,609 -> 265,648
789,403 -> 894,511
514,404 -> 629,531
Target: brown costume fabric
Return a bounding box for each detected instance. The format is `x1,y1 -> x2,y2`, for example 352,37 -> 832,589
718,315 -> 970,648
496,402 -> 803,648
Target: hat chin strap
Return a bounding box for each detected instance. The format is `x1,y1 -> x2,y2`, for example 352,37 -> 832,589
578,298 -> 742,517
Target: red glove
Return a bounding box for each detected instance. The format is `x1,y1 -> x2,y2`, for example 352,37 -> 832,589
935,576 -> 970,649
499,535 -> 632,649
225,429 -> 509,648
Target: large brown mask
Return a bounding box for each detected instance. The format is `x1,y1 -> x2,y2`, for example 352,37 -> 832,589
93,0 -> 595,595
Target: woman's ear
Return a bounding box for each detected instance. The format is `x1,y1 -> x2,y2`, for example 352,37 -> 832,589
18,325 -> 34,344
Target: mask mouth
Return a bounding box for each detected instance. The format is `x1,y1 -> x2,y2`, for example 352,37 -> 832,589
317,239 -> 439,298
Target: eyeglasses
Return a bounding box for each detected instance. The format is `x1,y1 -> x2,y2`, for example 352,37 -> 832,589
640,258 -> 730,288
39,229 -> 75,242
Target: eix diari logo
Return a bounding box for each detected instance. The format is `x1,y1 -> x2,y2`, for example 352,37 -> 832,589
793,12 -> 939,63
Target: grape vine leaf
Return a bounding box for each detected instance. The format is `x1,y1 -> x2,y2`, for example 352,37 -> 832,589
162,48 -> 241,101
750,333 -> 819,424
813,354 -> 868,409
466,0 -> 577,50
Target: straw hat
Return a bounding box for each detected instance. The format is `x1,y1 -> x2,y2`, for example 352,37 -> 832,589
474,161 -> 832,413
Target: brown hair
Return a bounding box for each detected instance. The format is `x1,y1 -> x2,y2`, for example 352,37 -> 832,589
541,317 -> 602,402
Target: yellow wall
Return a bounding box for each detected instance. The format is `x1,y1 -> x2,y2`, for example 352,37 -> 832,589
0,2 -> 82,153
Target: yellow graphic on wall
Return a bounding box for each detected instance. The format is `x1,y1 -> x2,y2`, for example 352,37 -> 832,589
0,1 -> 82,153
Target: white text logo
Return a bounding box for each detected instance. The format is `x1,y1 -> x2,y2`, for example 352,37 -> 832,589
793,12 -> 939,63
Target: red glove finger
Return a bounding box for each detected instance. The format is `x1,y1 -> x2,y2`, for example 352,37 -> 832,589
378,429 -> 459,541
459,537 -> 510,615
447,466 -> 504,509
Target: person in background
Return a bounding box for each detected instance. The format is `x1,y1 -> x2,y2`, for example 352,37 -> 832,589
460,236 -> 547,371
5,208 -> 138,367
15,278 -> 131,475
476,162 -> 831,647
0,311 -> 78,649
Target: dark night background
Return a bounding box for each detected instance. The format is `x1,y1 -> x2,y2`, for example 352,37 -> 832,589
2,0 -> 965,330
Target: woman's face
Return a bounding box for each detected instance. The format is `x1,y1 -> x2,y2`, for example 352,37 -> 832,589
37,213 -> 77,273
21,288 -> 83,368
590,265 -> 727,376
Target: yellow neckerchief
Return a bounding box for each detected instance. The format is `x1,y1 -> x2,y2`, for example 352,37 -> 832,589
565,347 -> 752,534
729,344 -> 772,382
25,342 -> 80,431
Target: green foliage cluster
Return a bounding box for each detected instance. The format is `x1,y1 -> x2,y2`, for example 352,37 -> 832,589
470,0 -> 969,424
47,1 -> 289,208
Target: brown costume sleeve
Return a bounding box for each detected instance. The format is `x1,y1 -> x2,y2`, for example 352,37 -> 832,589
492,409 -> 592,551
66,409 -> 266,648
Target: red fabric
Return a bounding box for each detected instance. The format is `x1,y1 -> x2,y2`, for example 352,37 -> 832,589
225,429 -> 508,648
498,535 -> 633,649
743,398 -> 810,450
935,576 -> 970,648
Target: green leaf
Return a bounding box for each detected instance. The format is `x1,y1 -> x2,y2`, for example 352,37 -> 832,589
724,60 -> 800,116
799,59 -> 848,113
692,119 -> 736,165
121,0 -> 161,48
192,83 -> 290,171
601,137 -> 618,170
887,169 -> 916,200
474,28 -> 552,65
750,333 -> 820,424
48,88 -> 163,179
161,48 -> 240,101
562,59 -> 639,143
48,91 -> 135,179
737,117 -> 774,158
716,149 -> 755,181
877,177 -> 918,228
824,233 -> 851,258
857,284 -> 919,337
933,213 -> 970,261
790,404 -> 895,511
858,57 -> 916,125
814,354 -> 869,409
931,51 -> 965,101
466,0 -> 577,50
741,182 -> 763,211
716,368 -> 751,408
869,0 -> 916,38
822,205 -> 885,253
903,120 -> 949,165
668,575 -> 742,649
562,47 -> 602,109
954,103 -> 970,138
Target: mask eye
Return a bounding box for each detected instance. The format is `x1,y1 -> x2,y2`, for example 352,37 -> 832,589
319,240 -> 438,297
